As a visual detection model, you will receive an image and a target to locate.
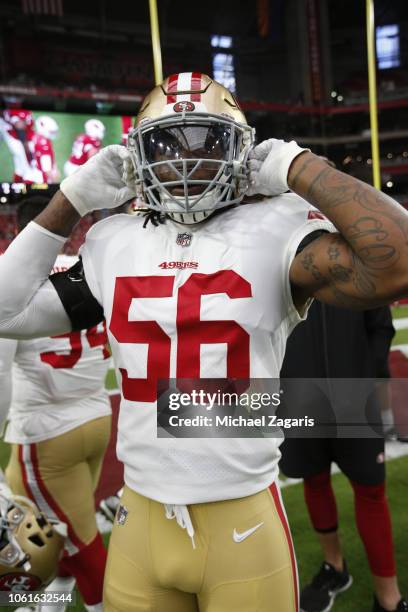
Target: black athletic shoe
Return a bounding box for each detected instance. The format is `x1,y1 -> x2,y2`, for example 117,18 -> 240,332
372,596 -> 408,612
300,561 -> 353,612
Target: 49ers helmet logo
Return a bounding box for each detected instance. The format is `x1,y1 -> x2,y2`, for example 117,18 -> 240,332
0,573 -> 42,591
173,101 -> 195,113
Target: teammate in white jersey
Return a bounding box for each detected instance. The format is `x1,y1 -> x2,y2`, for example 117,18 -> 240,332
0,73 -> 408,612
0,197 -> 111,612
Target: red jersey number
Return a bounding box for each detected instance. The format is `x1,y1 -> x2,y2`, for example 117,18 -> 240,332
109,271 -> 251,402
40,323 -> 109,369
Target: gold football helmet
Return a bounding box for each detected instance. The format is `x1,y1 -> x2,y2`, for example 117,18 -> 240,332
128,72 -> 255,223
0,494 -> 65,592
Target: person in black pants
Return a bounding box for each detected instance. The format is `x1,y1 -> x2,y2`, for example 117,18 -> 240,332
279,301 -> 407,612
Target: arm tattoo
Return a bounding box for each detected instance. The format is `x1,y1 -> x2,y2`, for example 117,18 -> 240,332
302,166 -> 408,244
328,264 -> 353,283
306,167 -> 357,208
288,156 -> 316,191
290,153 -> 408,306
300,252 -> 323,282
349,249 -> 377,297
353,187 -> 408,241
298,235 -> 379,307
329,285 -> 369,309
332,238 -> 378,298
345,217 -> 398,269
328,244 -> 341,260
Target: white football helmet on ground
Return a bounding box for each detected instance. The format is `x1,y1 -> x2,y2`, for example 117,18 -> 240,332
127,72 -> 255,224
0,494 -> 65,591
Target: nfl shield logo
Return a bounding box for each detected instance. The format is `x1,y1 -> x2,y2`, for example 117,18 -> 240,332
176,232 -> 192,247
116,505 -> 128,526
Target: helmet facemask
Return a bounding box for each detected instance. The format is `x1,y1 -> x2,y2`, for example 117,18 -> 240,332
0,494 -> 65,591
128,111 -> 254,224
0,497 -> 31,571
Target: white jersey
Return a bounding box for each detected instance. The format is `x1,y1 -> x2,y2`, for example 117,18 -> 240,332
4,254 -> 111,444
80,195 -> 335,504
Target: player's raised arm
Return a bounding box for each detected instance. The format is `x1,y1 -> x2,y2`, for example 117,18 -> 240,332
0,338 -> 17,426
288,152 -> 408,309
0,218 -> 70,338
0,145 -> 136,339
247,139 -> 408,310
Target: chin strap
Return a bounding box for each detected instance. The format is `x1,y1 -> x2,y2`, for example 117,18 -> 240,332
141,209 -> 167,228
140,208 -> 210,227
140,202 -> 241,228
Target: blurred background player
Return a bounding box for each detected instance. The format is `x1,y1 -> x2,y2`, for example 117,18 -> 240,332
121,116 -> 133,146
32,115 -> 60,184
63,119 -> 105,177
0,195 -> 112,612
0,109 -> 43,183
279,301 -> 407,612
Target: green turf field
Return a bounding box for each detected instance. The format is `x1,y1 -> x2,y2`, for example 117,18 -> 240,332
105,367 -> 117,391
391,306 -> 408,347
0,111 -> 123,183
391,306 -> 408,320
394,328 -> 408,346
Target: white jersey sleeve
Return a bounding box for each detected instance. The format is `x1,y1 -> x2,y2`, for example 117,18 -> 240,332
5,253 -> 111,444
0,338 -> 17,429
0,223 -> 71,339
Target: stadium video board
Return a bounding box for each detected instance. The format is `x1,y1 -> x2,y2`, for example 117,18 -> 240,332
0,109 -> 133,185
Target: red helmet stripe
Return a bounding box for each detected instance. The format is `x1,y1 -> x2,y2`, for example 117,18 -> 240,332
190,72 -> 202,102
166,74 -> 179,104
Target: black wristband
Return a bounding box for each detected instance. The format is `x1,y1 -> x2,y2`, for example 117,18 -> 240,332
49,258 -> 104,330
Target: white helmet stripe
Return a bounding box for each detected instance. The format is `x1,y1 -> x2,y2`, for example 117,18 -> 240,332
177,72 -> 193,101
167,72 -> 203,104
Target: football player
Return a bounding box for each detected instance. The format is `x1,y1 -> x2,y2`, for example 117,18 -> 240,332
63,119 -> 105,177
0,109 -> 43,183
32,116 -> 60,183
0,196 -> 112,612
0,72 -> 408,611
121,116 -> 133,146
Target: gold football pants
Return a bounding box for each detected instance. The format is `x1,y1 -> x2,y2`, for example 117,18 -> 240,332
104,482 -> 298,611
6,415 -> 111,555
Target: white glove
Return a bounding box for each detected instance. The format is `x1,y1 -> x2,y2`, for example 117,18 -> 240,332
60,145 -> 136,216
246,138 -> 309,197
122,154 -> 137,188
